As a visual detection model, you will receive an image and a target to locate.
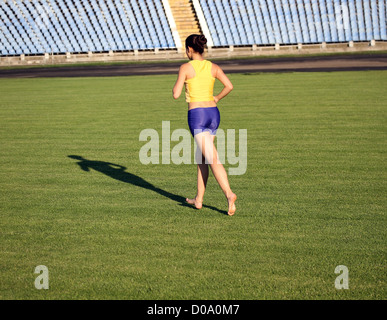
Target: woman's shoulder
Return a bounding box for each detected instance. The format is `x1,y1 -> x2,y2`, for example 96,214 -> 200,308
180,62 -> 193,70
179,62 -> 196,80
210,61 -> 221,77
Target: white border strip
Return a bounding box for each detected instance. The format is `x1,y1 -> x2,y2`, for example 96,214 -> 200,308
192,0 -> 214,47
162,0 -> 182,49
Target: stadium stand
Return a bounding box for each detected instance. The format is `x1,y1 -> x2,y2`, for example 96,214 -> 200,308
199,0 -> 387,46
0,0 -> 176,55
0,0 -> 386,58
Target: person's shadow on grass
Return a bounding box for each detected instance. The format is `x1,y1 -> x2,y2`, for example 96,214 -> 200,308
68,155 -> 227,215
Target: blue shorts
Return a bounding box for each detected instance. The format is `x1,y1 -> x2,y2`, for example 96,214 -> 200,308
188,106 -> 220,136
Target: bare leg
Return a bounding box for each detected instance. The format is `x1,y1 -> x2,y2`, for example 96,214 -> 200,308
194,132 -> 237,215
186,156 -> 208,209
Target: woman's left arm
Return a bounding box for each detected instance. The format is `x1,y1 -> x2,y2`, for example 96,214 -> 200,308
172,64 -> 187,99
213,63 -> 233,104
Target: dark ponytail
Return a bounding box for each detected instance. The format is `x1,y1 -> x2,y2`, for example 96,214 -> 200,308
185,34 -> 207,54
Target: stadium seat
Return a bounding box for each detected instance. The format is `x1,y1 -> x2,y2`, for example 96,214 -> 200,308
380,0 -> 387,40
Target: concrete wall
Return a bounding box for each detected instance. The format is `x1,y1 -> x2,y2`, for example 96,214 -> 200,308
1,41 -> 386,67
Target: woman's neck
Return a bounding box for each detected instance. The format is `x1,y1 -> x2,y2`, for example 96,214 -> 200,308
191,52 -> 204,61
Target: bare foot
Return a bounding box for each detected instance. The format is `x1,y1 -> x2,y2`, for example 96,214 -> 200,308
227,193 -> 237,216
186,198 -> 203,210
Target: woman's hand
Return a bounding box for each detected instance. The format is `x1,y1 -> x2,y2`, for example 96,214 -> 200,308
213,96 -> 219,104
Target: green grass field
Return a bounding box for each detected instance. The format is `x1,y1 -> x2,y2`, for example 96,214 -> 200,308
0,70 -> 386,300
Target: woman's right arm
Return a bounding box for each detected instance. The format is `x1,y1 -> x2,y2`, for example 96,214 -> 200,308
172,64 -> 187,99
213,64 -> 233,104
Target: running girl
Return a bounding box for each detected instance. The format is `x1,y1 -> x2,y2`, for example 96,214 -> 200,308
172,34 -> 237,216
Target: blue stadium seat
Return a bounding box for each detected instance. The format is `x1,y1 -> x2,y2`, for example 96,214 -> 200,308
281,0 -> 295,44
74,0 -> 103,51
317,0 -> 331,42
147,0 -> 168,48
260,0 -> 276,43
224,0 -> 241,45
90,0 -> 117,51
380,0 -> 387,40
57,0 -> 86,51
272,0 -> 287,43
9,0 -> 39,53
252,0 -> 269,44
207,0 -> 227,45
333,0 -> 345,42
266,0 -> 282,43
214,0 -> 234,45
137,0 -> 160,48
122,1 -> 146,49
200,0 -> 220,46
154,0 -> 175,47
0,3 -> 23,54
371,1 -> 380,40
114,0 -> 137,50
106,0 -> 128,50
311,0 -> 324,43
363,0 -> 374,41
244,0 -> 260,44
341,0 -> 352,41
304,0 -> 317,43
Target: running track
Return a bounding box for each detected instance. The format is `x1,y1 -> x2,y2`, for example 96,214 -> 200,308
0,53 -> 386,78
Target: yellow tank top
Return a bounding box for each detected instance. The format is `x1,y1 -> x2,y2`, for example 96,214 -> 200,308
185,60 -> 215,103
